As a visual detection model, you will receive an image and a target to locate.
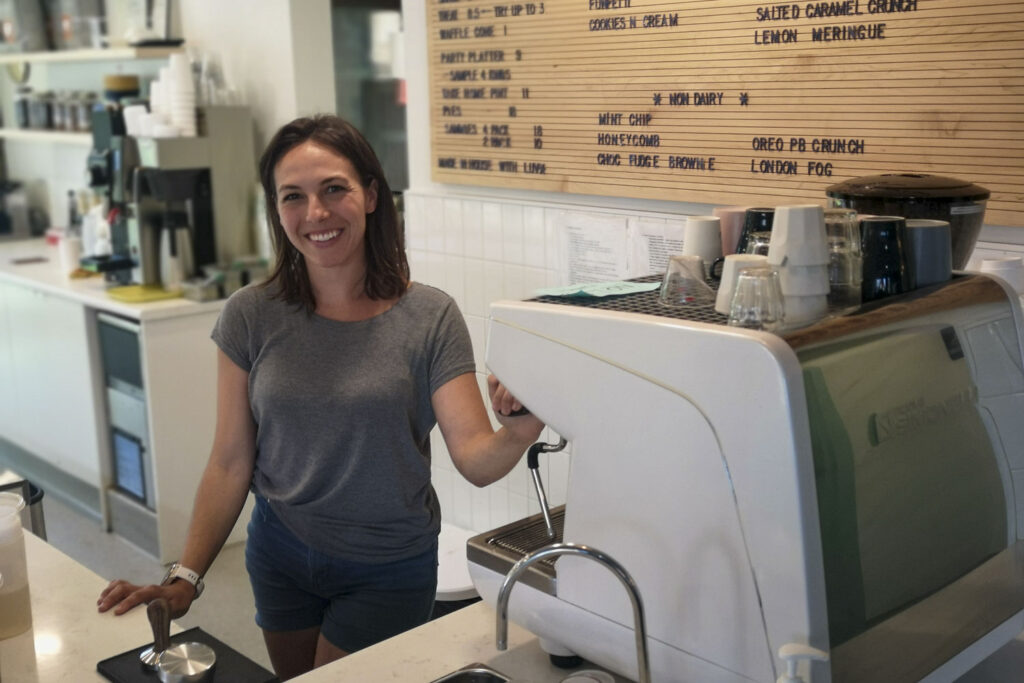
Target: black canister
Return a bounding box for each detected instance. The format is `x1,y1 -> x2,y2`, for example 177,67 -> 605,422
826,173 -> 989,270
735,207 -> 775,256
860,216 -> 907,303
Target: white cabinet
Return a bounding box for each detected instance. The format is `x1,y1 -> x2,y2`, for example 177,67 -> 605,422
0,283 -> 17,438
2,280 -> 101,485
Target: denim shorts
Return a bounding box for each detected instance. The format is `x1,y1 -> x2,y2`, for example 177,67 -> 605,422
245,496 -> 438,653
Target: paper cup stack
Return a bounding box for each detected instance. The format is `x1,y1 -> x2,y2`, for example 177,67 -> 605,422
167,53 -> 197,136
146,54 -> 197,137
767,205 -> 830,325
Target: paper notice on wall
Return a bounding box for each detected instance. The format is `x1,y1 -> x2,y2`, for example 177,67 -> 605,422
549,211 -> 629,285
628,217 -> 686,277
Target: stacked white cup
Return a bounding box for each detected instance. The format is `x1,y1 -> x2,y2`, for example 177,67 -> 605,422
767,205 -> 830,325
166,53 -> 197,136
145,54 -> 197,138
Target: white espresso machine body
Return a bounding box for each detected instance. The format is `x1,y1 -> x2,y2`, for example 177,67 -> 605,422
472,274 -> 1024,683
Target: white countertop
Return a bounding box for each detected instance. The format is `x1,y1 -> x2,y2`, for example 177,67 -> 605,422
0,532 -> 181,682
0,238 -> 224,321
292,600 -> 628,683
5,529 -> 1024,682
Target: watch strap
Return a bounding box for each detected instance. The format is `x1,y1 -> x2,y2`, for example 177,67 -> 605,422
162,562 -> 204,599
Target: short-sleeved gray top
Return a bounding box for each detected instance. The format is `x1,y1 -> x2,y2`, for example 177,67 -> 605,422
211,282 -> 476,563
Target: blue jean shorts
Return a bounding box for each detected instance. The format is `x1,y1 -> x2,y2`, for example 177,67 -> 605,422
245,496 -> 438,653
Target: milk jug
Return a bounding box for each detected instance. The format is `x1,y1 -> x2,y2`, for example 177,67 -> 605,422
0,492 -> 32,639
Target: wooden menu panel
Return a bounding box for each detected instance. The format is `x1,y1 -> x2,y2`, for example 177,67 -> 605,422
426,0 -> 1024,227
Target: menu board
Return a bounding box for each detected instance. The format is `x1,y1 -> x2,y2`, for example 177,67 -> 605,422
426,0 -> 1024,227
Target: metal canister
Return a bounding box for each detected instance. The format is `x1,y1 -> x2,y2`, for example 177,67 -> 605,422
12,87 -> 32,129
28,91 -> 54,130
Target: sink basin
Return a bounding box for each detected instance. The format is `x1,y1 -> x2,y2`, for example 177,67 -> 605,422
428,662 -> 511,682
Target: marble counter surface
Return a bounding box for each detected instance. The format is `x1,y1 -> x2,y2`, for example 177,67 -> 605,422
293,599 -> 628,683
0,237 -> 224,321
0,532 -> 181,682
5,528 -> 1024,682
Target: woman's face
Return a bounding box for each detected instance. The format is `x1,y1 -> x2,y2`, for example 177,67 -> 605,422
274,140 -> 378,274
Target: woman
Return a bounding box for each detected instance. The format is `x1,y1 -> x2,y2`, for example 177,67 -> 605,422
97,115 -> 543,680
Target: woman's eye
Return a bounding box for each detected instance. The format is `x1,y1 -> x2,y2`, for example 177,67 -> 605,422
325,184 -> 348,195
280,192 -> 301,202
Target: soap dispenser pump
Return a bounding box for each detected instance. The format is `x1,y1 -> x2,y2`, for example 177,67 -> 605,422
776,643 -> 829,683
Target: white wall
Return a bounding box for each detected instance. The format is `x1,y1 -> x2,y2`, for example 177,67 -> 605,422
176,0 -> 335,150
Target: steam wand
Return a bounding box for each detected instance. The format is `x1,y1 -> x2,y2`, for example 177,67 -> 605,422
527,437 -> 567,539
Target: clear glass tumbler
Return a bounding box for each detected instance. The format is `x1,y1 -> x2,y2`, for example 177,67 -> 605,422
727,266 -> 785,331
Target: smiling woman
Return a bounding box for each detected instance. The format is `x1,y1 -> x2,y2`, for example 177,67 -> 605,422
273,142 -> 378,286
96,115 -> 544,682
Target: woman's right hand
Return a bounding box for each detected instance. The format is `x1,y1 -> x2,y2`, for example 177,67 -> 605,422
97,577 -> 197,619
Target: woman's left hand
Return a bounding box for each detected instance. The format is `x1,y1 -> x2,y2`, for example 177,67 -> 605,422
487,375 -> 544,441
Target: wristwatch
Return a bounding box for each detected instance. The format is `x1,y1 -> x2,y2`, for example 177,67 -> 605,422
161,562 -> 205,599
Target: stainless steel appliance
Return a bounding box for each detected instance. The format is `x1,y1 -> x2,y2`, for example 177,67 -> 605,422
97,311 -> 158,556
471,273 -> 1024,683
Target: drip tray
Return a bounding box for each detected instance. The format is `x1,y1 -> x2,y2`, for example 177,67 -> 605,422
467,506 -> 565,596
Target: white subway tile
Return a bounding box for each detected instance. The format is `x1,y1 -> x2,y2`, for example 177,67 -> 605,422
444,198 -> 465,256
524,205 -> 545,268
431,428 -> 452,472
502,203 -> 525,265
488,485 -> 509,529
483,202 -> 503,262
547,452 -> 571,507
544,209 -> 562,272
524,267 -> 547,299
423,251 -> 445,289
484,263 -> 505,309
462,200 -> 484,259
508,492 -> 529,522
503,264 -> 526,301
407,249 -> 425,283
462,258 -> 487,317
425,196 -> 445,253
472,486 -> 491,531
404,194 -> 427,251
452,479 -> 474,529
506,450 -> 530,497
444,254 -> 465,308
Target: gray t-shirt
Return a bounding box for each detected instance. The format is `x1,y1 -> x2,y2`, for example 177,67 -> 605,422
211,282 -> 476,563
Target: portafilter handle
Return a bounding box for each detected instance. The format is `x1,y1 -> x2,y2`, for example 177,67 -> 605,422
527,437 -> 567,539
147,597 -> 172,656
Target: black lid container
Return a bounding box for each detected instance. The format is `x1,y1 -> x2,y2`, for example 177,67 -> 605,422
826,173 -> 989,270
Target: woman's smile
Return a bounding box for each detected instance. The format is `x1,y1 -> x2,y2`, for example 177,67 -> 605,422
308,228 -> 342,243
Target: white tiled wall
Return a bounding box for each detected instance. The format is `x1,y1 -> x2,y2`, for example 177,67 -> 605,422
405,190 -> 579,533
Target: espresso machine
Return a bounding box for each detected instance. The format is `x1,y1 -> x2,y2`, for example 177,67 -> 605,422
86,106 -> 256,290
470,274 -> 1024,682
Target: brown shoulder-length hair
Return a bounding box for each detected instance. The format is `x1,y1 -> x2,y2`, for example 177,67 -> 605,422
259,114 -> 408,312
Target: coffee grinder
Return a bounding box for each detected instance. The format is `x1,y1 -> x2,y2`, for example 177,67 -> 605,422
85,106 -> 137,283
